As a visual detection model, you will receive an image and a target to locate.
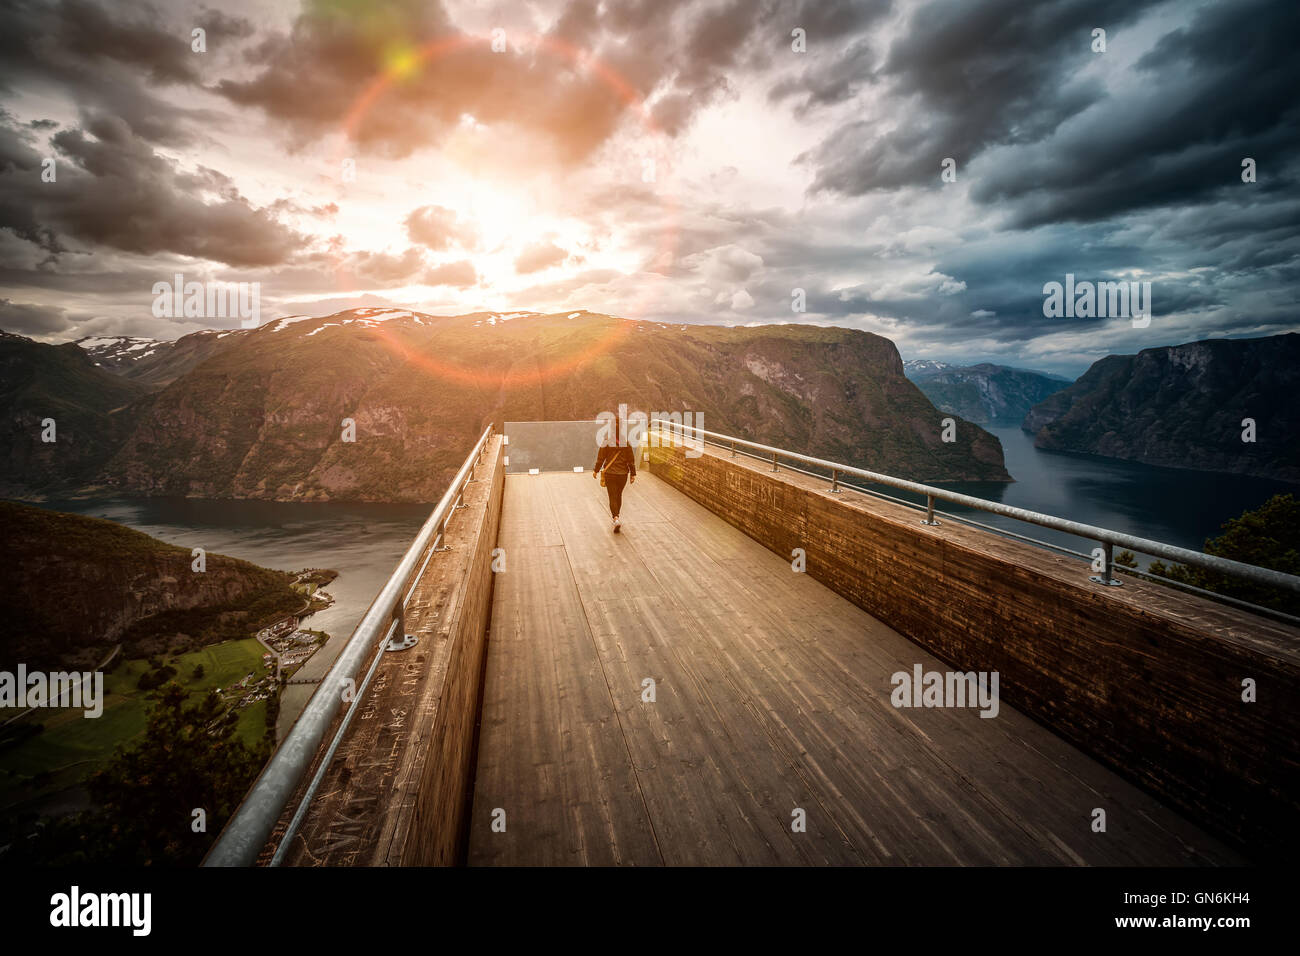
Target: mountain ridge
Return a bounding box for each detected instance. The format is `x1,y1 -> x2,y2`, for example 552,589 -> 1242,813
903,360 -> 1073,425
3,309 -> 1012,501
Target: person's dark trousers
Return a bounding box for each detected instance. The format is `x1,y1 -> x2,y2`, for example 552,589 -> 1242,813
605,473 -> 628,518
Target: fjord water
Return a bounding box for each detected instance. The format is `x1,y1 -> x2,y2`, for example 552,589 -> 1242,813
38,496 -> 432,734
928,426 -> 1296,558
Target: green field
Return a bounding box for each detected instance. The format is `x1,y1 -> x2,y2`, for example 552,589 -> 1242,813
0,638 -> 272,813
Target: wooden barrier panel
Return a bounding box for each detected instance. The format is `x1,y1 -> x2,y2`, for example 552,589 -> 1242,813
401,438 -> 504,865
648,441 -> 1300,860
268,435 -> 504,866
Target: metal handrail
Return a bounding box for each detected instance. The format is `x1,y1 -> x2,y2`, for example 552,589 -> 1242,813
707,437 -> 1300,625
650,419 -> 1300,598
203,424 -> 495,867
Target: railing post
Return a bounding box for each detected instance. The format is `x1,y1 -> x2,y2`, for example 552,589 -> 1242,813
921,494 -> 940,526
385,599 -> 417,652
731,441 -> 736,458
771,450 -> 779,472
1089,541 -> 1123,587
829,468 -> 841,493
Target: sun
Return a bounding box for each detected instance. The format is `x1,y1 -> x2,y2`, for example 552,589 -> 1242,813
323,30 -> 678,311
455,177 -> 536,253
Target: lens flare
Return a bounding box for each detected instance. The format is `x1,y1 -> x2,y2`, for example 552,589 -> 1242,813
328,31 -> 680,390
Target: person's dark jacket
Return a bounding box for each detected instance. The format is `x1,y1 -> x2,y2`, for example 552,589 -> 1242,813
594,442 -> 637,477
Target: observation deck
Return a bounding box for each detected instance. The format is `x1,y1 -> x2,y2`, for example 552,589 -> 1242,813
204,421 -> 1300,867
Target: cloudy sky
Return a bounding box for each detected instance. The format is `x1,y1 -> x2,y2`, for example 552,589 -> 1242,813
0,0 -> 1296,376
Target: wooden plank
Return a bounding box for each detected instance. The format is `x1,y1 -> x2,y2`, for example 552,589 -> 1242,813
468,471 -> 1243,866
647,442 -> 1294,858
545,472 -> 863,864
631,476 -> 1235,864
467,475 -> 661,866
626,480 -> 1038,864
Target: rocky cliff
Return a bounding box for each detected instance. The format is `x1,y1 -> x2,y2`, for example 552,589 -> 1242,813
0,501 -> 300,671
1022,334 -> 1300,482
0,332 -> 146,497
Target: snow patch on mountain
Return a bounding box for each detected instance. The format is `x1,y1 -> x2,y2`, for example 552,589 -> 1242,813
270,315 -> 315,332
75,336 -> 164,369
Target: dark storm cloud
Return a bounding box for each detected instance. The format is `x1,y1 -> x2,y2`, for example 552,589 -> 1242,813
0,111 -> 45,173
756,0 -> 1300,369
0,112 -> 305,267
1141,198 -> 1300,275
0,0 -> 244,147
801,0 -> 1160,196
799,0 -> 1300,234
195,7 -> 256,44
22,0 -> 201,85
0,111 -> 62,251
972,0 -> 1300,227
14,0 -> 254,84
767,0 -> 893,109
767,37 -> 875,109
0,262 -> 188,295
214,0 -> 830,161
215,0 -> 633,160
0,298 -> 74,335
647,0 -> 895,133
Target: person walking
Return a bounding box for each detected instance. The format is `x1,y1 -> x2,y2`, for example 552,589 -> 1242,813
594,415 -> 636,533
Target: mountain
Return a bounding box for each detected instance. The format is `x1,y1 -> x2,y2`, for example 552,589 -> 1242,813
1022,334 -> 1300,482
0,501 -> 301,671
75,335 -> 163,373
902,359 -> 953,378
904,361 -> 1073,425
0,331 -> 147,497
3,310 -> 1011,501
77,328 -> 246,386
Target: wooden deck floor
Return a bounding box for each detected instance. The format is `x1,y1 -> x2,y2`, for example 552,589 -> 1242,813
466,472 -> 1242,866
